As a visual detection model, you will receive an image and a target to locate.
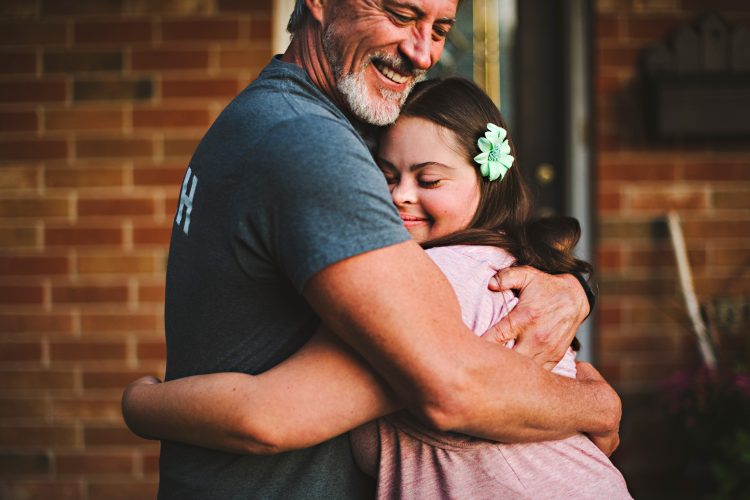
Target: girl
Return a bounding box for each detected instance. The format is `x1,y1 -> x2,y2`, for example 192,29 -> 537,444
123,77 -> 630,498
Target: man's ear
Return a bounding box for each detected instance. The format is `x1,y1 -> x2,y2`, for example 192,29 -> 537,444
305,0 -> 326,23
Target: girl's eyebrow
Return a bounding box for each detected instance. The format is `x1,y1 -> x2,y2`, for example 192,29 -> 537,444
375,158 -> 456,172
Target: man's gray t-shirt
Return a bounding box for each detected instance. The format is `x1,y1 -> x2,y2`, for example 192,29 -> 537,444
160,57 -> 411,499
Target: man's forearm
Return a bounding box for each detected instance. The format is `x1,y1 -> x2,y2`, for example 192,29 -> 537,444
421,338 -> 620,442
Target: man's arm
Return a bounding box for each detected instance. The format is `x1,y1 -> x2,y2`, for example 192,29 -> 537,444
303,239 -> 620,441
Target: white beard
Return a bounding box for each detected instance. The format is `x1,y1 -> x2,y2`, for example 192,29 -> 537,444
323,28 -> 424,126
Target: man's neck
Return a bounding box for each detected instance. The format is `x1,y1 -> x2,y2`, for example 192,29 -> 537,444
281,19 -> 369,130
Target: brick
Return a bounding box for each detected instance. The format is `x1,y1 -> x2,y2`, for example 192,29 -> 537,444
597,46 -> 640,68
0,313 -> 73,333
75,20 -> 153,44
682,220 -> 750,239
597,304 -> 623,326
142,451 -> 159,474
0,286 -> 44,305
0,198 -> 69,218
0,79 -> 67,103
0,452 -> 51,477
0,165 -> 40,188
625,16 -> 682,40
629,188 -> 708,211
45,166 -> 125,188
597,190 -> 622,211
0,22 -> 68,46
218,0 -> 271,12
88,481 -> 159,500
73,77 -> 153,101
161,18 -> 240,42
133,164 -> 185,186
0,50 -> 37,74
0,110 -> 38,132
0,369 -> 75,390
77,254 -> 158,275
43,50 -> 124,74
681,0 -> 749,10
626,247 -> 706,268
599,331 -> 678,353
0,0 -> 39,18
45,108 -> 124,131
45,226 -> 123,246
0,398 -> 49,419
596,15 -> 620,39
41,0 -> 123,16
598,161 -> 677,181
714,190 -> 750,209
80,313 -> 160,333
597,246 -> 622,270
0,226 -> 39,248
84,425 -> 152,447
53,397 -> 123,421
0,139 -> 68,161
131,48 -> 209,71
133,107 -> 211,128
6,481 -> 83,500
56,452 -> 134,475
599,276 -> 676,296
599,219 -> 664,240
127,0 -> 213,15
137,341 -> 165,360
164,137 -> 200,157
78,197 -> 156,217
219,47 -> 271,70
248,18 -> 271,40
0,425 -> 78,447
133,224 -> 172,245
83,369 -> 156,390
0,342 -> 42,361
76,137 -> 153,159
0,255 -> 71,277
711,246 -> 750,267
161,78 -> 238,99
137,283 -> 164,303
50,342 -> 127,361
683,160 -> 750,181
52,284 -> 129,304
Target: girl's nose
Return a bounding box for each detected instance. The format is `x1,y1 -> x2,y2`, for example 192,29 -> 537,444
390,181 -> 418,206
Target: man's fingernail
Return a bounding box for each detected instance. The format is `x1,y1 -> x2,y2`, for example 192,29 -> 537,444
489,277 -> 500,288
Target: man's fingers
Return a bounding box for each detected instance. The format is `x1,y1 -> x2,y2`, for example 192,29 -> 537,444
481,306 -> 528,344
488,265 -> 536,292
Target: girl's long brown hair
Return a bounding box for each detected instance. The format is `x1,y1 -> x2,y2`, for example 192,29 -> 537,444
397,78 -> 591,349
398,77 -> 592,277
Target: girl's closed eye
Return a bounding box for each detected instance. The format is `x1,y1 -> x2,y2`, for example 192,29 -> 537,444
418,176 -> 441,188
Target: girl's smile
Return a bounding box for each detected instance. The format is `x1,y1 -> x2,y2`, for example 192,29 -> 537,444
377,116 -> 481,243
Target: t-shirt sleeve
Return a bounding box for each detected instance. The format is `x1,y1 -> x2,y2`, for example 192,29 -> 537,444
237,114 -> 411,292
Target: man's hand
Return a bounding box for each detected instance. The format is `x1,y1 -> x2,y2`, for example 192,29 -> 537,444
576,362 -> 621,456
482,266 -> 590,370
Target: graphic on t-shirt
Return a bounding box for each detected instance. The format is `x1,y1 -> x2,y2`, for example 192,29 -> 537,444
175,167 -> 198,236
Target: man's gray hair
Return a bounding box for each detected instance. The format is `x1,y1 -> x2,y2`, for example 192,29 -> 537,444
287,0 -> 308,34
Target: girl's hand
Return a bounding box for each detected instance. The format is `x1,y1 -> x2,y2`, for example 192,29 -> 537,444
483,266 -> 589,370
575,362 -> 621,457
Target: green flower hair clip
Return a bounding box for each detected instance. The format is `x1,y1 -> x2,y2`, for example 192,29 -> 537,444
473,123 -> 514,182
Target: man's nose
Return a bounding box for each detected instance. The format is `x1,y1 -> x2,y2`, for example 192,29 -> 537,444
399,25 -> 432,71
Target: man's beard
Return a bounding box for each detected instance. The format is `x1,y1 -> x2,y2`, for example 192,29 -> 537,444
323,29 -> 425,126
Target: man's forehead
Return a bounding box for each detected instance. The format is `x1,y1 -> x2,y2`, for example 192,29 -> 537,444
346,0 -> 458,19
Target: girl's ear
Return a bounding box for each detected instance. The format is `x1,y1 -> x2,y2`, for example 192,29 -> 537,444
305,0 -> 326,23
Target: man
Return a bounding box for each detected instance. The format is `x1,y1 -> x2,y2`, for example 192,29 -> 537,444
155,0 -> 620,497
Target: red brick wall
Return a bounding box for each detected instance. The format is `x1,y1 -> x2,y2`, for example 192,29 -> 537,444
0,0 -> 271,497
594,0 -> 750,496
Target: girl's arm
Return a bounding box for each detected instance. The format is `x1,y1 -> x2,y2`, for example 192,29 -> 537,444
122,328 -> 399,454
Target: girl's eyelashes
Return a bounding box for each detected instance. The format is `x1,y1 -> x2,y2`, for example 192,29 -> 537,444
418,178 -> 441,188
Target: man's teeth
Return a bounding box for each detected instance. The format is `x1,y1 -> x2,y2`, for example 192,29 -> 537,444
375,62 -> 408,84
